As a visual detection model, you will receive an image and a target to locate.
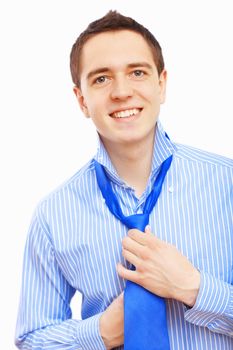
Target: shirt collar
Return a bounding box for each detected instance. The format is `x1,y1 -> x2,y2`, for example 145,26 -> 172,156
94,120 -> 177,185
151,120 -> 177,174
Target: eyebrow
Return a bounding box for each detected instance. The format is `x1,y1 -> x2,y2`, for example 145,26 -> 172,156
86,62 -> 153,81
127,62 -> 153,70
87,67 -> 109,81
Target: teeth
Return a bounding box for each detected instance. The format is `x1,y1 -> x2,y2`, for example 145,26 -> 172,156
112,108 -> 140,118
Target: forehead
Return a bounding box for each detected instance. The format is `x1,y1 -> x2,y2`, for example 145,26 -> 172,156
79,30 -> 156,75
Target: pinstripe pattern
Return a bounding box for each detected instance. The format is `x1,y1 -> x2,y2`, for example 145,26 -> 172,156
15,122 -> 233,349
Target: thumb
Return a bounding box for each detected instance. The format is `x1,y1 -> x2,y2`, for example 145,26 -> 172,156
145,225 -> 151,234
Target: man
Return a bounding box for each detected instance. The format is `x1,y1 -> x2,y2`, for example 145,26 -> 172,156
15,10 -> 232,349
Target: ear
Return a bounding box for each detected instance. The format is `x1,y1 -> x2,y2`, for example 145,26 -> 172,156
159,70 -> 167,104
73,86 -> 90,118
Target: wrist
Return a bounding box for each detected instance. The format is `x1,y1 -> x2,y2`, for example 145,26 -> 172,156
181,269 -> 200,307
99,313 -> 111,349
100,312 -> 121,350
99,293 -> 124,349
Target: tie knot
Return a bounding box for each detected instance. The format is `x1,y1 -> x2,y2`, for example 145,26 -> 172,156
122,213 -> 149,231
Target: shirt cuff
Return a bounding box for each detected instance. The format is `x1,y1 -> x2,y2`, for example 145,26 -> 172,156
184,270 -> 232,329
76,313 -> 106,350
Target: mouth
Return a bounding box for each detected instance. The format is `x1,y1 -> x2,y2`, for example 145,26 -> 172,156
110,108 -> 142,119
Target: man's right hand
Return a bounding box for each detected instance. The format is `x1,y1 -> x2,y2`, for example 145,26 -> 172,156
99,292 -> 124,349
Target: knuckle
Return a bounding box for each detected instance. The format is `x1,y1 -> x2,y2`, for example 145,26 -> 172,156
129,228 -> 139,238
122,249 -> 129,260
140,246 -> 150,260
122,236 -> 130,247
136,261 -> 146,274
136,271 -> 147,285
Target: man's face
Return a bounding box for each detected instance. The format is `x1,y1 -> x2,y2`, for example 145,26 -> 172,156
74,30 -> 167,150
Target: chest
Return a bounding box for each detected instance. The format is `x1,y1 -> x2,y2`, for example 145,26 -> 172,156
51,177 -> 232,296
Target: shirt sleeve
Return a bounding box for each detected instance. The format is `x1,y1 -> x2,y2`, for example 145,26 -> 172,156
15,212 -> 106,350
184,270 -> 233,337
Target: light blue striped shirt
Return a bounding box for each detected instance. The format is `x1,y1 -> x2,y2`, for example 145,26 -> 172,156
15,121 -> 233,349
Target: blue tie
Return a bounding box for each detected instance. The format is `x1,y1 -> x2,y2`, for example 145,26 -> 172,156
94,155 -> 172,350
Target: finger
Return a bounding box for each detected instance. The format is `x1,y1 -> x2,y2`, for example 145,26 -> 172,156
128,229 -> 164,251
122,235 -> 143,250
117,263 -> 138,283
122,248 -> 141,267
128,228 -> 151,245
122,236 -> 146,258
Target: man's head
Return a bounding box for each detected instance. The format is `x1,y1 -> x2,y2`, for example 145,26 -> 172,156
70,10 -> 164,88
71,11 -> 167,151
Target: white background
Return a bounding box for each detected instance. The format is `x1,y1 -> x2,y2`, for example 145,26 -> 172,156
0,1 -> 232,349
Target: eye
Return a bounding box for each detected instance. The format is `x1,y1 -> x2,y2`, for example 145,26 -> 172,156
132,70 -> 145,77
95,76 -> 108,84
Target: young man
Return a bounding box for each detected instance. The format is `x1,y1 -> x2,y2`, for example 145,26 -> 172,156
15,10 -> 232,350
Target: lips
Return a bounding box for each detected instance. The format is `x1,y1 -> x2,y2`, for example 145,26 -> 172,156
110,108 -> 142,118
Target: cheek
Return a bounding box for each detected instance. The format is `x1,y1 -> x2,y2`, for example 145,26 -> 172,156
86,99 -> 109,127
139,82 -> 161,101
85,91 -> 107,113
153,84 -> 164,104
146,90 -> 162,109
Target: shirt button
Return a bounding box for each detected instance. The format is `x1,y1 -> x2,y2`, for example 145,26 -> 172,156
168,186 -> 174,193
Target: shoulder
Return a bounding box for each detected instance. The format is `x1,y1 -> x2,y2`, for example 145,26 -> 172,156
174,143 -> 233,170
35,159 -> 96,213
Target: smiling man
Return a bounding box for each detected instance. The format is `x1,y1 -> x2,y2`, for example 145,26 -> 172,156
15,10 -> 233,350
74,29 -> 167,198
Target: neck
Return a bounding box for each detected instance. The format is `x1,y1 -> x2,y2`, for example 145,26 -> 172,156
102,131 -> 156,198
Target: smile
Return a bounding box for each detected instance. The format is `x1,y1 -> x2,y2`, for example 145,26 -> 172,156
110,108 -> 142,118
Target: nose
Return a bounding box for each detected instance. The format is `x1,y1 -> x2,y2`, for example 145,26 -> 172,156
110,76 -> 133,100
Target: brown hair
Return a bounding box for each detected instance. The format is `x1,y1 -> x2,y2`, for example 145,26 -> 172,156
70,10 -> 165,88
